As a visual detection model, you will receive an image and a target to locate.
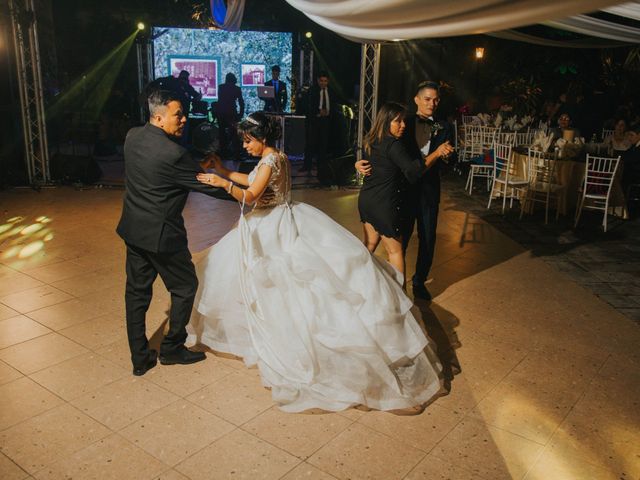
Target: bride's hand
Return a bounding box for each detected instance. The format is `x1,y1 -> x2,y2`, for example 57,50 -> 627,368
197,173 -> 225,188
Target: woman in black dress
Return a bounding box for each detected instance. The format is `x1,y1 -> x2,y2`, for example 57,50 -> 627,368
358,102 -> 426,280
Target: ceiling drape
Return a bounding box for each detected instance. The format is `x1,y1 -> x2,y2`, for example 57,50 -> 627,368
284,0 -> 636,42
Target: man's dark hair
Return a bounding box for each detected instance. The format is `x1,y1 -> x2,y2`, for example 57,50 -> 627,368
178,70 -> 189,79
271,65 -> 281,73
148,90 -> 182,116
225,72 -> 237,84
416,80 -> 440,96
317,71 -> 329,79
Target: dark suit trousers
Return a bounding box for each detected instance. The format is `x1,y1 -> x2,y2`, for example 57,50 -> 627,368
402,196 -> 439,288
125,243 -> 198,366
304,116 -> 330,170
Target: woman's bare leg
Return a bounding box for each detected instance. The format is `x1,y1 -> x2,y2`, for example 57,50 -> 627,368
362,222 -> 381,253
380,235 -> 405,279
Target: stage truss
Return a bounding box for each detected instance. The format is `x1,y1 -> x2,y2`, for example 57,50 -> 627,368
9,0 -> 50,185
136,38 -> 154,122
356,43 -> 380,162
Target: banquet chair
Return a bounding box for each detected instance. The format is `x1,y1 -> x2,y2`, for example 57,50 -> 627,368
574,154 -> 621,232
519,148 -> 564,223
601,128 -> 614,140
487,143 -> 528,213
462,115 -> 476,124
464,126 -> 495,193
495,132 -> 516,146
516,129 -> 536,146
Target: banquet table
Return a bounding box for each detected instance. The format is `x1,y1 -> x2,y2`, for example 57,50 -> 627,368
508,147 -> 627,218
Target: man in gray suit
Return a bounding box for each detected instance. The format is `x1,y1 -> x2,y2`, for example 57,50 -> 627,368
116,90 -> 229,376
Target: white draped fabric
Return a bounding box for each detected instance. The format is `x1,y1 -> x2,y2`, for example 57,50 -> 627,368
488,29 -> 631,48
603,1 -> 640,21
284,0 -> 624,42
210,0 -> 246,31
545,14 -> 640,42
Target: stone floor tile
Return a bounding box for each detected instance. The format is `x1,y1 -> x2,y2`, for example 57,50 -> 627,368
430,417 -> 545,480
30,352 -> 129,401
176,429 -> 298,480
308,423 -> 425,480
0,377 -> 64,431
0,333 -> 88,374
32,434 -> 167,480
71,376 -> 179,431
0,404 -> 111,474
0,316 -> 51,349
242,406 -> 352,459
186,370 -> 274,426
0,452 -> 29,480
120,399 -> 235,466
0,285 -> 73,314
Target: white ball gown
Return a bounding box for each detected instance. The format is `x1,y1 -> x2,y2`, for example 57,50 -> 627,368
187,152 -> 443,412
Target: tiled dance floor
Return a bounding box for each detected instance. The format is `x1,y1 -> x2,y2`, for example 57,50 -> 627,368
0,184 -> 638,480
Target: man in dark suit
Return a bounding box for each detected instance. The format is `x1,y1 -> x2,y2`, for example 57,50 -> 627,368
302,72 -> 333,176
116,90 -> 229,376
356,80 -> 454,300
263,65 -> 287,113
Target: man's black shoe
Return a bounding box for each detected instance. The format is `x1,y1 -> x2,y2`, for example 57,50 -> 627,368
159,349 -> 206,365
133,350 -> 158,376
412,284 -> 432,301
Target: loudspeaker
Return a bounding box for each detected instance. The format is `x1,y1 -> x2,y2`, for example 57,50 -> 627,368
317,153 -> 356,186
50,153 -> 102,184
283,116 -> 306,157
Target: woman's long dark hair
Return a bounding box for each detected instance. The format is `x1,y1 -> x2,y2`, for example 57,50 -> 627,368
237,112 -> 282,147
363,102 -> 407,155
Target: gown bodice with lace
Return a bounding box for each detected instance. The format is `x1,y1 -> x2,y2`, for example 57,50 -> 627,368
187,150 -> 443,413
247,152 -> 292,208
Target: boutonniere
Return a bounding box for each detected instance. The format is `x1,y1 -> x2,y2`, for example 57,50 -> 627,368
431,122 -> 443,137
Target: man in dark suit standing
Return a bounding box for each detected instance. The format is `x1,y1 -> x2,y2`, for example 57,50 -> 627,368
116,90 -> 229,376
263,65 -> 287,113
356,80 -> 454,300
301,72 -> 332,176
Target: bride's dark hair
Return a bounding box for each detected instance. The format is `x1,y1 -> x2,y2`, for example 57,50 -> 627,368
237,112 -> 282,147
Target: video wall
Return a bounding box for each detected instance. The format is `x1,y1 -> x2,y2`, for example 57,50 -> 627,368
152,27 -> 293,115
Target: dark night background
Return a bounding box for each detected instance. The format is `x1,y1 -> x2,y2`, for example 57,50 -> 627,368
1,0 -> 639,185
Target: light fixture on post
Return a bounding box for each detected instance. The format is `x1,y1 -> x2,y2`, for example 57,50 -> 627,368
305,31 -> 312,39
475,47 -> 485,59
137,22 -> 145,31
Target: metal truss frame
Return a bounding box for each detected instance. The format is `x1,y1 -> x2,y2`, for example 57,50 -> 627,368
356,43 -> 380,162
136,38 -> 154,122
9,0 -> 50,185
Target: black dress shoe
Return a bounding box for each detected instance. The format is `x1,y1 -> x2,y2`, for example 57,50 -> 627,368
159,349 -> 206,365
133,350 -> 158,376
412,284 -> 432,301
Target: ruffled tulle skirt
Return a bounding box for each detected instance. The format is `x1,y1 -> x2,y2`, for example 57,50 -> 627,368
187,202 -> 442,412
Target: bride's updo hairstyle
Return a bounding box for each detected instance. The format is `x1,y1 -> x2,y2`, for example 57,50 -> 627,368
238,112 -> 282,147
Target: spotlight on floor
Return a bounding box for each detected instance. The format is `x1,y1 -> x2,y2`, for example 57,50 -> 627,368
137,22 -> 145,31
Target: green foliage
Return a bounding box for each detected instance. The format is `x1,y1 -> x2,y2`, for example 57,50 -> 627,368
498,76 -> 542,116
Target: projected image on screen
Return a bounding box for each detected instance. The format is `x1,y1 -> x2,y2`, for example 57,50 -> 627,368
241,64 -> 265,87
169,56 -> 219,99
153,27 -> 292,114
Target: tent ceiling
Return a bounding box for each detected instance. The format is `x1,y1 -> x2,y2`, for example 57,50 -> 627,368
285,0 -> 640,44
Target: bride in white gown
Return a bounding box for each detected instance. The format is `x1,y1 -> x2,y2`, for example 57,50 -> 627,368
188,112 -> 443,413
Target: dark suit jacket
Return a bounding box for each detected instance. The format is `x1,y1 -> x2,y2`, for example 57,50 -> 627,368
116,123 -> 229,253
307,86 -> 336,118
264,79 -> 287,112
402,114 -> 454,205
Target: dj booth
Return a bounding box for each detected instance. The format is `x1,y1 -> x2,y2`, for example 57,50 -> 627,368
266,113 -> 306,158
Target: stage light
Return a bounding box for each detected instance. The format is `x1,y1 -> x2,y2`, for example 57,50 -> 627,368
305,31 -> 312,39
475,47 -> 485,59
137,22 -> 145,31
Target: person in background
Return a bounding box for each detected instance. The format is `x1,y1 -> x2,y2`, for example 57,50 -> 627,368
216,73 -> 245,159
301,72 -> 333,177
358,102 -> 429,280
603,118 -> 633,156
263,65 -> 288,113
356,80 -> 455,301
